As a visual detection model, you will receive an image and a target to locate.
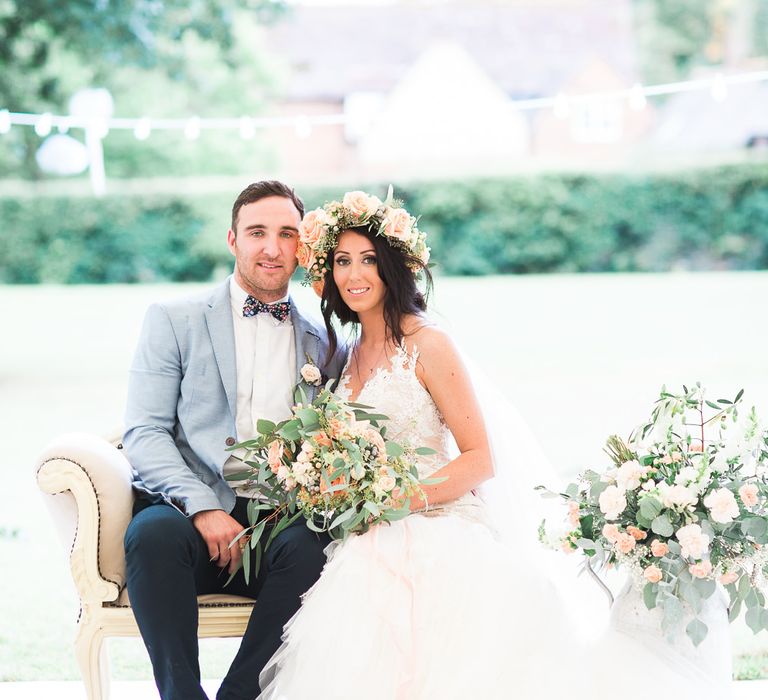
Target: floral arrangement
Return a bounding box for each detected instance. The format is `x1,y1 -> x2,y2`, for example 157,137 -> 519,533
540,383 -> 768,646
225,384 -> 437,583
297,187 -> 430,284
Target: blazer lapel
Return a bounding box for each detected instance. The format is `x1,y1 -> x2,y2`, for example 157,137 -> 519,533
291,301 -> 322,400
204,279 -> 237,419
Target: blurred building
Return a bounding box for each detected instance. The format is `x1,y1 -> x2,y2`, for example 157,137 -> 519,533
257,0 -> 654,182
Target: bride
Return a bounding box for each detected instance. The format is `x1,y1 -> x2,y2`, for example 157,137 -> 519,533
257,191 -> 732,699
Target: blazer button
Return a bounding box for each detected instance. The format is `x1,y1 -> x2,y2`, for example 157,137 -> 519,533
225,437 -> 236,447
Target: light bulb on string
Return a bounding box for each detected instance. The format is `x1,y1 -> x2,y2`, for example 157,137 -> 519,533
134,118 -> 151,141
0,109 -> 10,134
184,116 -> 201,140
553,93 -> 570,119
711,73 -> 728,102
57,117 -> 72,134
239,116 -> 255,140
35,113 -> 53,137
629,83 -> 647,111
294,115 -> 312,139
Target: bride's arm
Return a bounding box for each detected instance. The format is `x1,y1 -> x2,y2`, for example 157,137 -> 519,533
406,326 -> 493,509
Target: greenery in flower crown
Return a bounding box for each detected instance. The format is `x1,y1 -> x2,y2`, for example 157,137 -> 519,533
539,383 -> 768,647
297,186 -> 430,285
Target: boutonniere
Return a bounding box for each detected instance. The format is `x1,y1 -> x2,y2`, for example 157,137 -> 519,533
300,353 -> 323,386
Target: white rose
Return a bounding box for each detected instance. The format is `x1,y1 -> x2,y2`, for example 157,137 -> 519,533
616,460 -> 643,492
658,482 -> 697,509
300,363 -> 322,386
292,462 -> 314,487
675,523 -> 710,559
675,466 -> 699,486
276,465 -> 291,484
598,485 -> 627,521
378,475 -> 396,492
703,488 -> 740,524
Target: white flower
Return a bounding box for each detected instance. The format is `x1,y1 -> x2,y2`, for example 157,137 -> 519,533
276,464 -> 291,484
675,466 -> 699,486
703,488 -> 740,524
676,523 -> 710,559
378,475 -> 396,492
657,482 -> 697,510
598,485 -> 627,520
616,460 -> 644,492
291,461 -> 315,487
300,362 -> 322,386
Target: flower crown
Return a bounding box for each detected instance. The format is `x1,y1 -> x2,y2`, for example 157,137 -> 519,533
297,187 -> 430,285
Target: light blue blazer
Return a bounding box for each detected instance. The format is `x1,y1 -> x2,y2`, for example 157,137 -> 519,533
123,277 -> 346,516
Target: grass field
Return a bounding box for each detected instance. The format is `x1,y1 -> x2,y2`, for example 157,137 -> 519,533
1,271 -> 767,681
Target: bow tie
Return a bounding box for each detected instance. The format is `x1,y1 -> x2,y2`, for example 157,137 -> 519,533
243,296 -> 291,322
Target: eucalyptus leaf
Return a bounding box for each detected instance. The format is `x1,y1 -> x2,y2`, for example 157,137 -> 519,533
639,496 -> 663,521
685,618 -> 708,647
651,513 -> 674,537
746,606 -> 764,633
692,577 -> 716,599
329,508 -> 355,530
363,501 -> 381,517
256,418 -> 277,435
386,442 -> 404,457
415,447 -> 438,456
643,582 -> 658,610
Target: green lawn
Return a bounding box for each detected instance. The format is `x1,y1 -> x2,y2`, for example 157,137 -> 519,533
2,271 -> 767,680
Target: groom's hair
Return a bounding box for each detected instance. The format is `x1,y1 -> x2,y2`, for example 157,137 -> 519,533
231,180 -> 305,234
321,225 -> 433,362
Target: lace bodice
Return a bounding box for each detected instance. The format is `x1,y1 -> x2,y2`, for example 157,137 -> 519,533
336,344 -> 450,479
336,344 -> 487,519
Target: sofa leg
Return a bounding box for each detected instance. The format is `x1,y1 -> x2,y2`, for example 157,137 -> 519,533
75,620 -> 110,700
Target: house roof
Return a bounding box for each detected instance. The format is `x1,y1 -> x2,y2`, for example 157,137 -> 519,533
261,0 -> 638,101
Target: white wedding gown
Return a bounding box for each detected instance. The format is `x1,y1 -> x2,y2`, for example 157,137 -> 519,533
258,346 -> 732,699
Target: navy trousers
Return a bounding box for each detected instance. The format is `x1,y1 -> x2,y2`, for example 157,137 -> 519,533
124,496 -> 329,700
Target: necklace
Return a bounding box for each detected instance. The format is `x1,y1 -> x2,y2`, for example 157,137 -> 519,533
351,339 -> 389,387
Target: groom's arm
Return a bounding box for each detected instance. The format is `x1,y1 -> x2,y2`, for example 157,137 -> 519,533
123,303 -> 223,517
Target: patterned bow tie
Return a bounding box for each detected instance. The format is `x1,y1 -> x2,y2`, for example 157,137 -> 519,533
243,296 -> 291,322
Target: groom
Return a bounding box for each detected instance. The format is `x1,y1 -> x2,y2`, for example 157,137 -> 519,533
123,180 -> 345,700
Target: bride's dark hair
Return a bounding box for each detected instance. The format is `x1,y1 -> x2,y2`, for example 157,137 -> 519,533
322,224 -> 433,361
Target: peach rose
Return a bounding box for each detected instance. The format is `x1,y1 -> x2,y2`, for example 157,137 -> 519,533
627,526 -> 648,541
381,207 -> 413,243
616,533 -> 636,554
689,560 -> 713,579
739,483 -> 759,508
320,473 -> 347,497
314,431 -> 332,448
298,208 -> 328,246
719,571 -> 739,585
342,191 -> 382,220
643,565 -> 663,583
704,488 -> 739,524
378,475 -> 396,492
650,540 -> 669,557
296,241 -> 315,269
267,440 -> 283,474
602,523 -> 621,543
567,501 -> 581,527
676,523 -> 710,559
598,485 -> 627,520
560,538 -> 576,554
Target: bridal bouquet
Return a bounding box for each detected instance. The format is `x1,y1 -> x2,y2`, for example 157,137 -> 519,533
540,383 -> 768,646
225,385 -> 436,582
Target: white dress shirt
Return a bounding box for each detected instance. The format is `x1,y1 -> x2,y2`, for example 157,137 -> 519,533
223,277 -> 296,496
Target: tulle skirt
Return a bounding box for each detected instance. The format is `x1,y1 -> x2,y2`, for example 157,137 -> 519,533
258,510 -> 732,700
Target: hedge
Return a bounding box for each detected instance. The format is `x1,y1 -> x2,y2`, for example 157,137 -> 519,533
1,164 -> 767,283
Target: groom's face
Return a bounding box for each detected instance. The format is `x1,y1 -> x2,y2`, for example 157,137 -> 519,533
228,196 -> 301,302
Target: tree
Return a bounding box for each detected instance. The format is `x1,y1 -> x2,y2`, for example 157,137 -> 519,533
0,0 -> 286,177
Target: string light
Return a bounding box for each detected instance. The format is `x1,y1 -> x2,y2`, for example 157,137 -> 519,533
1,69 -> 766,138
629,83 -> 647,111
134,118 -> 151,141
34,113 -> 52,137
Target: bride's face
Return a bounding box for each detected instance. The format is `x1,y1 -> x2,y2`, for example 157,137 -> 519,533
332,230 -> 387,316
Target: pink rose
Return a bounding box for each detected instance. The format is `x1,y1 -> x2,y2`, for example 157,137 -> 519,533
627,526 -> 647,541
643,565 -> 663,583
739,483 -> 759,508
689,560 -> 713,579
704,488 -> 740,524
719,571 -> 739,585
650,540 -> 669,557
567,501 -> 581,527
299,208 -> 328,246
381,208 -> 413,243
602,523 -> 621,543
342,191 -> 382,220
616,533 -> 636,554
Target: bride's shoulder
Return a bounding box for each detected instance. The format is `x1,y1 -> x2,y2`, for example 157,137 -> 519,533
401,317 -> 460,368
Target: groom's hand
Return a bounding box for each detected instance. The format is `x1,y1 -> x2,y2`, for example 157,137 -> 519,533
192,509 -> 244,574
